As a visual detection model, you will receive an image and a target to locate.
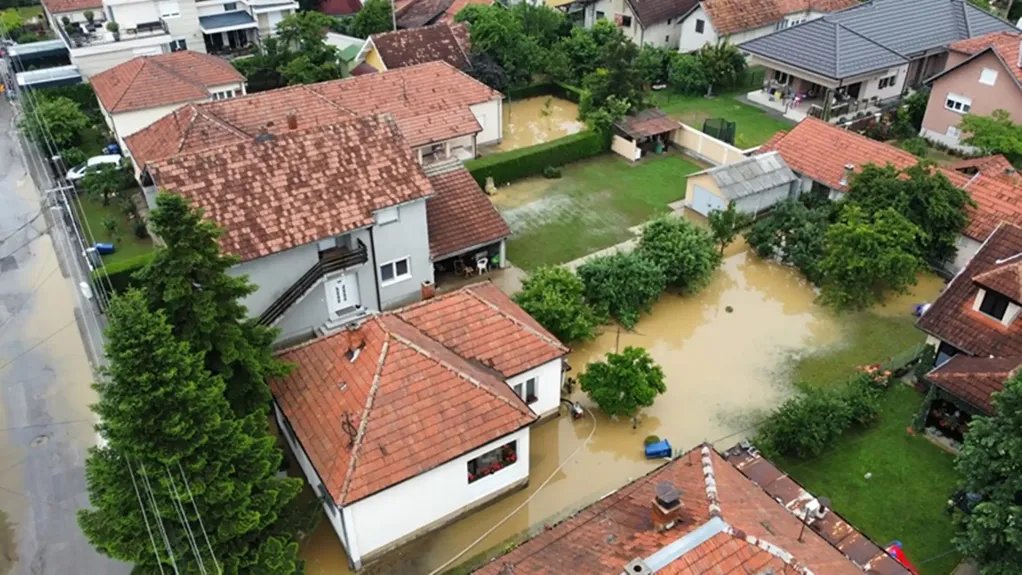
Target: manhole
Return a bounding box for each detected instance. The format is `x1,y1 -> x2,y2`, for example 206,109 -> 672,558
0,256 -> 17,273
30,435 -> 49,447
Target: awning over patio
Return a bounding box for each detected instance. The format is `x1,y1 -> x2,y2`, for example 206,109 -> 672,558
7,39 -> 69,63
199,11 -> 259,33
16,65 -> 82,90
614,108 -> 681,141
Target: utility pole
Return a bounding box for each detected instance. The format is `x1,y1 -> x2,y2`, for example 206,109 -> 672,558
391,0 -> 397,31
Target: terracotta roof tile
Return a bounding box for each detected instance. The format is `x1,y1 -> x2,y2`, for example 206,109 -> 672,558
149,115 -> 434,262
91,52 -> 243,114
974,261 -> 1022,302
271,312 -> 536,504
959,173 -> 1022,241
424,161 -> 510,259
371,23 -> 469,70
952,154 -> 1016,178
702,0 -> 857,35
918,223 -> 1022,357
949,31 -> 1022,84
41,0 -> 101,14
396,282 -> 568,377
474,447 -> 871,575
927,355 -> 1022,413
396,0 -> 454,28
626,0 -> 699,27
320,0 -> 362,15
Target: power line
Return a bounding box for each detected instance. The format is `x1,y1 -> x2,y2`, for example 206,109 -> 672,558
127,456 -> 167,575
178,462 -> 221,575
0,317 -> 75,372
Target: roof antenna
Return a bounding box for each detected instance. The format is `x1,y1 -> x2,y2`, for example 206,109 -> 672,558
341,411 -> 357,447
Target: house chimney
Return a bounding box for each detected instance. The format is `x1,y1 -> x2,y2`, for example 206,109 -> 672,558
421,279 -> 436,300
839,163 -> 855,186
651,481 -> 684,532
286,111 -> 298,131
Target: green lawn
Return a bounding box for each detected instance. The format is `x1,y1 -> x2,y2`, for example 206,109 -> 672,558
654,91 -> 793,148
494,152 -> 701,270
75,194 -> 153,265
775,385 -> 961,575
15,6 -> 43,19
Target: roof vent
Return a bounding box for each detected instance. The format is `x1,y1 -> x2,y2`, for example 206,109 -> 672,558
622,559 -> 652,575
652,481 -> 684,532
346,328 -> 365,362
839,163 -> 855,186
255,133 -> 274,144
287,110 -> 298,131
655,481 -> 681,509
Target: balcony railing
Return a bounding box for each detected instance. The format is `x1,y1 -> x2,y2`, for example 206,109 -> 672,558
258,239 -> 369,326
58,18 -> 169,49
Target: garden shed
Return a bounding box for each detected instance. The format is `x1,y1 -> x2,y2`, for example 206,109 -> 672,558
612,108 -> 681,162
684,152 -> 799,218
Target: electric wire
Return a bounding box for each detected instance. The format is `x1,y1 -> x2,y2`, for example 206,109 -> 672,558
179,462 -> 221,575
165,465 -> 208,575
128,456 -> 167,575
140,462 -> 181,575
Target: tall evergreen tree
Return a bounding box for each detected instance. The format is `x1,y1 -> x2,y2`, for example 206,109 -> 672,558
134,193 -> 288,418
78,290 -> 302,573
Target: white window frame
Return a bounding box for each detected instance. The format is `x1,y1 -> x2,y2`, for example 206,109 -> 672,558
979,67 -> 998,86
158,0 -> 180,18
376,206 -> 399,225
379,257 -> 411,287
211,89 -> 235,101
774,70 -> 790,85
945,93 -> 972,114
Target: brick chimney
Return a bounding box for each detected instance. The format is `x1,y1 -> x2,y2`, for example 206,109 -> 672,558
286,111 -> 298,131
651,481 -> 684,532
421,280 -> 436,300
347,328 -> 365,352
839,163 -> 855,186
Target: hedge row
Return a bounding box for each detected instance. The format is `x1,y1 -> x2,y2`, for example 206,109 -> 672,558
465,130 -> 607,187
91,251 -> 154,293
505,82 -> 585,104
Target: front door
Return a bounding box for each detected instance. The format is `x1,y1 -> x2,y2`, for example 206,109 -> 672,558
326,274 -> 361,319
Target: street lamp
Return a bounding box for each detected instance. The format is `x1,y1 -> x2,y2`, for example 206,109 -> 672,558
798,496 -> 831,543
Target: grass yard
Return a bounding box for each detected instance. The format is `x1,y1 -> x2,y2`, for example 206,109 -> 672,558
654,91 -> 793,147
75,194 -> 153,265
492,152 -> 701,270
15,6 -> 43,19
775,385 -> 962,575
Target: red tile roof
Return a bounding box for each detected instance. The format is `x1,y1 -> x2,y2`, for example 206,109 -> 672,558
615,108 -> 681,140
948,31 -> 1022,86
702,0 -> 858,35
91,52 -> 243,114
371,23 -> 469,71
626,0 -> 699,28
271,311 -> 536,504
396,0 -> 453,28
474,445 -> 887,575
148,115 -> 434,262
424,161 -> 510,259
918,223 -> 1022,357
952,154 -> 1017,178
126,61 -> 499,167
927,355 -> 1022,413
975,260 -> 1022,301
41,0 -> 101,14
395,282 -> 567,377
441,1 -> 488,25
319,0 -> 362,15
761,119 -> 1022,242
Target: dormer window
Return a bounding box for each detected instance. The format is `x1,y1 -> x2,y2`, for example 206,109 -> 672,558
979,290 -> 1011,320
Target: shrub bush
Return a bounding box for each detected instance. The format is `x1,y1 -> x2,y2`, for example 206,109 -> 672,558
577,251 -> 666,329
542,165 -> 562,179
636,216 -> 721,293
914,344 -> 936,382
755,385 -> 852,459
551,82 -> 585,103
132,218 -> 149,239
841,375 -> 882,427
91,251 -> 154,293
644,435 -> 661,446
900,137 -> 928,158
465,130 -> 607,186
513,266 -> 601,344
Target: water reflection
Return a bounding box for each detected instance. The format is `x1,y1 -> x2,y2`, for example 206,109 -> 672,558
489,97 -> 584,154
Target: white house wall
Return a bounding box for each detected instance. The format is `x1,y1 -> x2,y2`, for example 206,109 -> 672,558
111,101 -> 195,144
470,99 -> 502,147
343,427 -> 530,563
948,234 -> 982,275
733,184 -> 792,217
857,64 -> 909,102
505,358 -> 563,419
678,6 -> 717,52
164,0 -> 206,53
71,35 -> 170,77
641,18 -> 681,49
229,241 -> 320,317
106,0 -> 160,29
373,199 -> 433,309
274,256 -> 379,343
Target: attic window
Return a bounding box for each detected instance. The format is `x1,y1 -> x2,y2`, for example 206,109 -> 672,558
621,15 -> 632,28
980,67 -> 998,86
979,290 -> 1011,321
695,19 -> 705,33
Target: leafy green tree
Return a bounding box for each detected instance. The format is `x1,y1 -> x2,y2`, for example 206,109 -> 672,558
235,12 -> 344,91
467,50 -> 508,92
233,40 -> 288,92
20,96 -> 90,149
78,290 -> 303,573
668,52 -> 709,95
845,163 -> 973,263
637,216 -> 721,293
80,164 -> 122,206
352,0 -> 393,38
746,198 -> 830,283
508,1 -> 565,49
961,110 -> 1022,167
955,372 -> 1022,574
513,266 -> 600,344
465,4 -> 543,87
707,202 -> 752,255
134,193 -> 288,418
583,94 -> 630,137
697,40 -> 745,96
818,206 -> 922,309
635,44 -> 671,87
0,8 -> 22,35
549,26 -> 600,84
577,251 -> 666,329
579,346 -> 666,418
900,136 -> 928,158
903,87 -> 930,132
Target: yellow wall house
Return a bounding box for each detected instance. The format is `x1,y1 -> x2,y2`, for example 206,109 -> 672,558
684,151 -> 800,218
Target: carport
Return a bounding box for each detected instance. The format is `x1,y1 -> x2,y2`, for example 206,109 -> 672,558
611,108 -> 681,162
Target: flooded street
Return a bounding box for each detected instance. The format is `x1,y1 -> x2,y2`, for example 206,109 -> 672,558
299,250 -> 945,574
488,96 -> 583,153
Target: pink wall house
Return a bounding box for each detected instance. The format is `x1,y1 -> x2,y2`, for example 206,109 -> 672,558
921,31 -> 1022,151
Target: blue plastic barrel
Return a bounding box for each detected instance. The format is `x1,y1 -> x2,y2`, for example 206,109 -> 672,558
94,242 -> 115,255
645,439 -> 672,459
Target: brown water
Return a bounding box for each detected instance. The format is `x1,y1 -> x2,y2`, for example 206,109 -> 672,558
489,97 -> 584,153
298,250 -> 866,574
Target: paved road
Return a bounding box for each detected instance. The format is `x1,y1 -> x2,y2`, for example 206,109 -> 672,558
0,98 -> 128,574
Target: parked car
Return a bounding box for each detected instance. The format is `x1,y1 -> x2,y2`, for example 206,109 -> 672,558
66,155 -> 122,182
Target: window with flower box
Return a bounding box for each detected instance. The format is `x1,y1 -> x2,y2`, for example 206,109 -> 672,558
467,440 -> 518,484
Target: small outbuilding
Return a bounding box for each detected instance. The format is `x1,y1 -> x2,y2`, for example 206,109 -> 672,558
612,108 -> 681,161
684,151 -> 799,218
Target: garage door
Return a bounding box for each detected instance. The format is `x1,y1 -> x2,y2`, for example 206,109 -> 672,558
690,185 -> 728,217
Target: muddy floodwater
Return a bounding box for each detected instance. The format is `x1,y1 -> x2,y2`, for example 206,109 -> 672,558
488,96 -> 584,153
298,251 -> 944,575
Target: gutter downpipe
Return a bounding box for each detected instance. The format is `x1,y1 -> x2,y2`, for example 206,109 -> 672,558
369,226 -> 383,311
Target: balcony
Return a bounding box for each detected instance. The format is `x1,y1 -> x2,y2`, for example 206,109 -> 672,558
58,18 -> 169,50
258,239 -> 369,326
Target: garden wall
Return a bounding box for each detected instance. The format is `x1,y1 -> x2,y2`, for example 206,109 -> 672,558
610,135 -> 640,162
671,124 -> 748,166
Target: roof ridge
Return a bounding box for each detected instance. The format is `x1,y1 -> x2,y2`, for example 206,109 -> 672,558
149,55 -> 206,92
464,285 -> 570,353
299,84 -> 358,116
700,445 -> 723,518
834,19 -> 908,60
383,315 -> 535,419
338,335 -> 390,503
111,59 -> 149,112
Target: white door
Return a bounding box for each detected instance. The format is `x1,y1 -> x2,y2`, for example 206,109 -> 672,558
326,274 -> 361,318
691,185 -> 728,217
